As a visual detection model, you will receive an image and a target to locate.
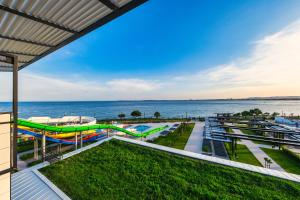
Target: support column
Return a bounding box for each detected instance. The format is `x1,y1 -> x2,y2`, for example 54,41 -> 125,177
34,139 -> 38,160
80,132 -> 83,148
75,132 -> 78,150
42,131 -> 46,161
12,56 -> 18,169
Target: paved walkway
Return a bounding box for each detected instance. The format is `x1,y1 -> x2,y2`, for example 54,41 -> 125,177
12,165 -> 64,200
289,147 -> 300,154
233,129 -> 284,171
184,122 -> 204,154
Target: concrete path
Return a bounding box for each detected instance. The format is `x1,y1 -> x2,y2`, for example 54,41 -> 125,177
12,167 -> 64,200
289,147 -> 300,154
184,122 -> 204,154
233,129 -> 284,171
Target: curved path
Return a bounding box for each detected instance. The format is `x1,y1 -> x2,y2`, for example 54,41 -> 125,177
233,129 -> 284,171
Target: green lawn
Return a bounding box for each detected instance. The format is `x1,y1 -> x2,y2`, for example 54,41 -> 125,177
261,148 -> 300,175
225,143 -> 262,167
150,123 -> 195,149
17,141 -> 36,153
239,129 -> 273,145
40,140 -> 300,200
20,152 -> 35,161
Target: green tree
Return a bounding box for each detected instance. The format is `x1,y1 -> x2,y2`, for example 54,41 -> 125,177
241,111 -> 250,117
271,112 -> 280,118
118,113 -> 125,120
233,113 -> 241,117
131,110 -> 142,118
154,112 -> 161,119
264,112 -> 270,116
253,108 -> 263,115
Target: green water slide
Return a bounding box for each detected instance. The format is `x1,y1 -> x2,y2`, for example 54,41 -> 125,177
18,119 -> 168,137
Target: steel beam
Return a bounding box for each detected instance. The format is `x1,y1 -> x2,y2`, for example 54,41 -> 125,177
0,34 -> 54,47
99,0 -> 118,10
1,50 -> 38,57
0,5 -> 76,34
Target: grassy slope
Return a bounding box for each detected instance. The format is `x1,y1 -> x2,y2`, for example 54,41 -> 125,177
261,148 -> 300,175
40,140 -> 300,200
150,123 -> 195,149
225,143 -> 262,167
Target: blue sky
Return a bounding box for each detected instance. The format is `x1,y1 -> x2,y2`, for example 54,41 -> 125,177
2,0 -> 300,101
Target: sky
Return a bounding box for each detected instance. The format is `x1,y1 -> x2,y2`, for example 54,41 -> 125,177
2,0 -> 300,101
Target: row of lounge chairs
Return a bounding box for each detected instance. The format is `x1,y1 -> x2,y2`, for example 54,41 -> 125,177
160,123 -> 180,136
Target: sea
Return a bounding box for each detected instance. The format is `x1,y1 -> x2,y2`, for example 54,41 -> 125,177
0,100 -> 300,119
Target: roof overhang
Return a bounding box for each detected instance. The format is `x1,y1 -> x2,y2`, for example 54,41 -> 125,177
0,0 -> 147,72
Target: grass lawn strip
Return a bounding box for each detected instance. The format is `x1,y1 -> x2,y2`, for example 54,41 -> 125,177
40,140 -> 300,200
150,123 -> 195,149
261,147 -> 300,175
225,143 -> 262,167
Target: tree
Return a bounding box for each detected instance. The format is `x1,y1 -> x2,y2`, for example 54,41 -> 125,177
118,113 -> 125,120
233,113 -> 241,117
241,111 -> 250,117
131,110 -> 142,118
154,111 -> 161,119
253,108 -> 262,115
271,112 -> 280,117
264,112 -> 270,116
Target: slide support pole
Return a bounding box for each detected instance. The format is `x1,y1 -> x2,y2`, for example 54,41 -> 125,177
34,138 -> 38,160
80,131 -> 83,148
42,131 -> 46,161
75,132 -> 78,150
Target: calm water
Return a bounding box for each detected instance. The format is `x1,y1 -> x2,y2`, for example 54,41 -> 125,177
0,100 -> 300,119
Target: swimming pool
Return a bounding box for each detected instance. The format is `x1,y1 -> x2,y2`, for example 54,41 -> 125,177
134,125 -> 151,132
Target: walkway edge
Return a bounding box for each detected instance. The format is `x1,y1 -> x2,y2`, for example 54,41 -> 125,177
33,169 -> 71,200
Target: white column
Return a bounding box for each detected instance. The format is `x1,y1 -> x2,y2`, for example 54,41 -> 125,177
34,139 -> 38,160
75,132 -> 78,150
42,131 -> 46,161
80,132 -> 83,148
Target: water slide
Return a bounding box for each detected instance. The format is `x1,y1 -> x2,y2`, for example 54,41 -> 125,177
18,125 -> 97,139
18,129 -> 106,145
18,119 -> 168,138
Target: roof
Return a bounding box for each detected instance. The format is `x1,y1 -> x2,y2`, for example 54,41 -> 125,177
0,0 -> 147,72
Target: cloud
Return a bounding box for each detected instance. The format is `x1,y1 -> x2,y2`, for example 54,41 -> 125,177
169,19 -> 300,98
1,19 -> 300,101
106,79 -> 160,92
0,73 -> 162,101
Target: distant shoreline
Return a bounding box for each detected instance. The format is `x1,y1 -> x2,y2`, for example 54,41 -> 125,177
1,98 -> 300,103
